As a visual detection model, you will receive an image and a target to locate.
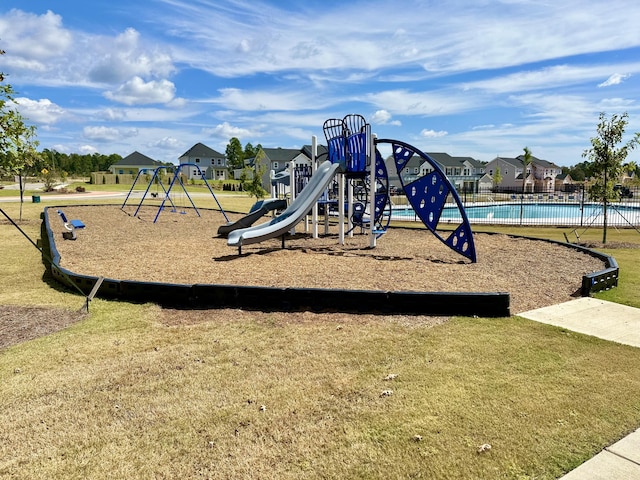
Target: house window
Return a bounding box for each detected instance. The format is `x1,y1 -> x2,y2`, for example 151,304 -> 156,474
489,170 -> 493,176
446,168 -> 452,175
273,162 -> 279,169
414,167 -> 419,174
505,170 -> 508,175
217,159 -> 222,165
195,158 -> 200,163
118,169 -> 124,174
193,170 -> 198,177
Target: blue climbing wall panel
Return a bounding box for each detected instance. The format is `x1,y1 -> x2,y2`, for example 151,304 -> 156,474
378,139 -> 477,263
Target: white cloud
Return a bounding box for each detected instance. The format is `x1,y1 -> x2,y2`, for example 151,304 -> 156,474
104,77 -> 176,105
598,73 -> 631,87
152,137 -> 181,149
79,145 -> 98,154
0,10 -> 72,61
371,109 -> 392,124
365,89 -> 480,116
203,122 -> 253,139
204,88 -> 332,112
83,126 -> 139,142
464,65 -> 632,94
421,129 -> 448,138
371,109 -> 401,126
159,0 -> 640,79
88,28 -> 175,84
11,97 -> 65,124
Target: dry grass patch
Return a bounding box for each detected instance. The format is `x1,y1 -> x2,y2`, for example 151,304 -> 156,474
2,305 -> 640,479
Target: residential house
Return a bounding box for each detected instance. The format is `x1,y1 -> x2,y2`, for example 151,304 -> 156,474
109,151 -> 165,175
484,157 -> 525,191
384,152 -> 486,193
179,143 -> 228,180
425,153 -> 486,193
253,145 -> 328,192
485,155 -> 562,193
384,154 -> 424,189
555,172 -> 579,192
521,155 -> 563,193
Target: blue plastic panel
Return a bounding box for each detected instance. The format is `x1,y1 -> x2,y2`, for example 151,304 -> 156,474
379,138 -> 477,263
405,172 -> 450,230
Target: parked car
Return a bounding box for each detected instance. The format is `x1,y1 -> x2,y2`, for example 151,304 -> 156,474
613,184 -> 633,198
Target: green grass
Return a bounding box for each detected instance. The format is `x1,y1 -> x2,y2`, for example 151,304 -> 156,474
1,199 -> 640,479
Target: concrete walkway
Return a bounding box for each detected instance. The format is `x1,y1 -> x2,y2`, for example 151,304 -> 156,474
519,297 -> 640,479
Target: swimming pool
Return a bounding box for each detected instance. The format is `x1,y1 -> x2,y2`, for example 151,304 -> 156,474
390,202 -> 640,227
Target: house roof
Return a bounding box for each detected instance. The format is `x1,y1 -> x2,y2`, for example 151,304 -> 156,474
180,142 -> 225,159
261,147 -> 305,163
493,156 -> 523,168
424,152 -> 458,167
516,154 -> 560,169
301,144 -> 328,160
426,152 -> 484,169
112,151 -> 163,167
463,157 -> 486,169
385,154 -> 423,169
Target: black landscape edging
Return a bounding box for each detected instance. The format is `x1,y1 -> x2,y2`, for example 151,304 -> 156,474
488,232 -> 619,296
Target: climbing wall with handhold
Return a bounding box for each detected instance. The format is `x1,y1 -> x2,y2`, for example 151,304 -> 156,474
377,138 -> 477,263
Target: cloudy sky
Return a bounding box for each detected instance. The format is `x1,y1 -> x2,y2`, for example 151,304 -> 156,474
1,0 -> 639,166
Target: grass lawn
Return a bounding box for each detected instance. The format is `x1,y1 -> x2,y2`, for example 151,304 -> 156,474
1,199 -> 640,479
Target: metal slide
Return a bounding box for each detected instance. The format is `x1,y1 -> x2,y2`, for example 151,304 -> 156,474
217,198 -> 287,237
227,161 -> 341,251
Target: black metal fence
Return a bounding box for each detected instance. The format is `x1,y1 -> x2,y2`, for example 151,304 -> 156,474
390,185 -> 640,228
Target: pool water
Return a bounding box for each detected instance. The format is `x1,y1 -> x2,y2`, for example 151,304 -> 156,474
391,202 -> 640,226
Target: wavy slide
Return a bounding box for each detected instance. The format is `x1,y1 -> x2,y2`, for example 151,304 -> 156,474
228,161 -> 341,251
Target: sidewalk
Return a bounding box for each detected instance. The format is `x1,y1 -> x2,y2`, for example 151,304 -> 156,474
519,297 -> 640,479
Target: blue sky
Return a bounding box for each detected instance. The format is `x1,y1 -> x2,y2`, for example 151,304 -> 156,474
1,0 -> 640,166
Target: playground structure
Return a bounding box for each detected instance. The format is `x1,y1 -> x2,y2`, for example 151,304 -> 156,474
227,114 -> 477,263
121,164 -> 229,224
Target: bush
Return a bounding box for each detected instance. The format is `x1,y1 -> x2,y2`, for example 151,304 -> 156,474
76,186 -> 86,193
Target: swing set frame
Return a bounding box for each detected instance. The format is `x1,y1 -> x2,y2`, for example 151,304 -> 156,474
121,164 -> 229,223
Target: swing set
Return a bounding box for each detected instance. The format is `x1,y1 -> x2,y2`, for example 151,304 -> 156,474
121,163 -> 229,223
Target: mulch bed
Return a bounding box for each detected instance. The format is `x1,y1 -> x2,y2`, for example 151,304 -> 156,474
48,205 -> 606,314
1,204 -> 614,350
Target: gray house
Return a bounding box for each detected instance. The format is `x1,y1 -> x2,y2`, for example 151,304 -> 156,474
179,143 -> 228,180
253,145 -> 328,191
486,155 -> 562,192
425,152 -> 486,193
384,152 -> 486,193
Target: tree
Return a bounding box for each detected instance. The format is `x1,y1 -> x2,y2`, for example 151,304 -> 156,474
0,51 -> 40,219
239,162 -> 267,202
225,137 -> 244,170
583,112 -> 640,243
492,167 -> 502,191
623,160 -> 639,184
565,164 -> 586,182
243,142 -> 258,160
522,146 -> 532,193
